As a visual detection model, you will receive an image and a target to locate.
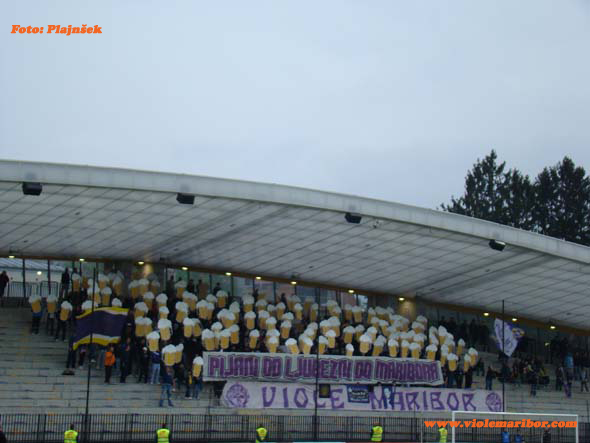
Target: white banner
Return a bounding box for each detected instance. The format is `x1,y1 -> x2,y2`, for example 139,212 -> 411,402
222,381 -> 504,412
204,352 -> 443,385
494,319 -> 520,357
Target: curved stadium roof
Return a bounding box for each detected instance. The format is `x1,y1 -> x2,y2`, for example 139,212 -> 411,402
0,160 -> 589,330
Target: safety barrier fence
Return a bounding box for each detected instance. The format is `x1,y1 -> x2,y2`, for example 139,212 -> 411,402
0,414 -> 585,443
4,281 -> 60,299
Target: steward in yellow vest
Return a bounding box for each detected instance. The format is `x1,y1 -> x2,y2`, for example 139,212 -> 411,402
371,424 -> 383,442
157,423 -> 170,443
255,424 -> 268,443
64,424 -> 78,443
439,425 -> 448,443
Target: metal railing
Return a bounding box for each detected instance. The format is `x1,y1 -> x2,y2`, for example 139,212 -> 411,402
4,281 -> 60,298
0,414 -> 585,443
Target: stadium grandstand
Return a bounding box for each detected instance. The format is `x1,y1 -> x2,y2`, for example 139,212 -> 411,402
0,160 -> 589,443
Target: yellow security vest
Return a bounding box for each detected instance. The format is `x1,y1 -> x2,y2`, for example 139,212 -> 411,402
256,427 -> 268,443
439,427 -> 448,443
157,428 -> 170,443
371,426 -> 383,442
64,430 -> 78,443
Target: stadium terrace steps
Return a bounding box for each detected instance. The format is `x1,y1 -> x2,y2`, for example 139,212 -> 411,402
0,307 -> 217,414
1,306 -> 589,419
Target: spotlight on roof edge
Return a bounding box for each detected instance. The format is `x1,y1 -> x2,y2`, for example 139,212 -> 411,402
483,312 -> 490,317
398,297 -> 405,302
22,182 -> 42,196
345,212 -> 362,224
255,276 -> 261,280
512,318 -> 518,322
550,324 -> 556,330
79,258 -> 85,262
8,255 -> 15,259
348,289 -> 354,294
176,193 -> 195,205
137,261 -> 144,265
489,239 -> 506,251
225,272 -> 232,276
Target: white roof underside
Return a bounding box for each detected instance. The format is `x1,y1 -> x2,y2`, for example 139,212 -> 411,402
1,160 -> 589,329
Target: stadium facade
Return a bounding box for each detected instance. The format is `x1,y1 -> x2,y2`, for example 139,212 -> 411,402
1,159 -> 590,442
1,159 -> 589,350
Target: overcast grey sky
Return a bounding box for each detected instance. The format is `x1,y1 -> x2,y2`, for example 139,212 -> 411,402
1,1 -> 589,209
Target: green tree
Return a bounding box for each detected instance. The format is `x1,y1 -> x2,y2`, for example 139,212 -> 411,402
499,169 -> 535,230
443,152 -> 590,246
441,150 -> 534,229
533,157 -> 590,245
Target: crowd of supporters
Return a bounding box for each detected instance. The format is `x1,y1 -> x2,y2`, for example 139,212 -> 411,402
16,266 -> 587,408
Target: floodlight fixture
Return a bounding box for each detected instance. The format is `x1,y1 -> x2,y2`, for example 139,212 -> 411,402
489,239 -> 506,251
345,212 -> 362,224
22,182 -> 42,196
176,193 -> 195,205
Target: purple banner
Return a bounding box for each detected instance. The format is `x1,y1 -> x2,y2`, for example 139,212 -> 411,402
203,352 -> 443,385
73,307 -> 129,350
222,381 -> 505,412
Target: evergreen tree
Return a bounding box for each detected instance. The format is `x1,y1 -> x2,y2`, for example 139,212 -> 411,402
441,150 -> 534,229
499,169 -> 535,230
441,150 -> 507,223
532,157 -> 590,245
442,152 -> 590,246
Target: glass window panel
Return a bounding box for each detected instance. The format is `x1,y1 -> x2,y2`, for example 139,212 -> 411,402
188,272 -> 210,297
276,283 -> 295,301
297,285 -> 315,302
318,288 -> 336,307
49,260 -> 69,297
339,292 -> 356,307
234,276 -> 253,299
356,294 -> 368,311
211,274 -> 231,295
254,279 -> 275,302
416,300 -> 438,323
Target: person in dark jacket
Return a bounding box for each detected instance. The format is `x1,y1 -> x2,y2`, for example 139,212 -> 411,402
138,347 -> 150,383
174,363 -> 186,392
464,367 -> 473,389
530,370 -> 538,397
60,268 -> 70,298
0,423 -> 7,443
0,270 -> 10,305
65,334 -> 77,372
187,279 -> 195,294
119,338 -> 132,383
485,366 -> 495,390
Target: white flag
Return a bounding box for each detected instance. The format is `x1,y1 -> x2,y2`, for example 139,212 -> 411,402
494,319 -> 519,357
